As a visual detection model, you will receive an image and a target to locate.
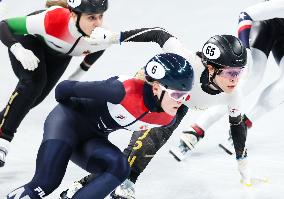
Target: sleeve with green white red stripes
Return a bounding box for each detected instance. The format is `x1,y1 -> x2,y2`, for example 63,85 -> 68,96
0,17 -> 28,48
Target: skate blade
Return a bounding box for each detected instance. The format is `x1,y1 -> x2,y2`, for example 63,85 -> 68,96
218,144 -> 234,155
109,194 -> 135,199
169,149 -> 184,162
240,177 -> 269,187
169,150 -> 181,162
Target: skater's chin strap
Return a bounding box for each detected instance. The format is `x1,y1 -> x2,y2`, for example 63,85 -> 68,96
200,69 -> 222,95
153,90 -> 165,112
143,84 -> 164,112
197,51 -> 223,95
73,11 -> 88,37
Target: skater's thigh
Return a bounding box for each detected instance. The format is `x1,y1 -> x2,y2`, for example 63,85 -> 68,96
71,137 -> 127,174
43,104 -> 82,148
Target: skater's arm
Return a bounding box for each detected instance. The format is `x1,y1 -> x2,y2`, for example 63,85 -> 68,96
227,93 -> 247,159
0,8 -> 47,47
68,50 -> 105,80
244,1 -> 284,21
55,77 -> 125,104
81,51 -> 105,70
125,104 -> 189,182
194,105 -> 227,131
121,27 -> 173,47
0,8 -> 50,47
121,27 -> 194,59
0,19 -> 24,47
229,114 -> 248,159
238,1 -> 284,48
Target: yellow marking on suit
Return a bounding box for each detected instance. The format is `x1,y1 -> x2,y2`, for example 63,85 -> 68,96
128,128 -> 152,167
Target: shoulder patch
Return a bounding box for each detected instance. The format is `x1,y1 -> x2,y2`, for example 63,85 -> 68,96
44,7 -> 74,43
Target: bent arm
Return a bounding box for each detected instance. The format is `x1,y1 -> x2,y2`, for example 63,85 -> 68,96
245,1 -> 284,21
121,27 -> 173,47
0,18 -> 27,48
55,77 -> 125,104
194,105 -> 227,131
121,27 -> 193,62
227,93 -> 247,159
238,1 -> 284,48
68,50 -> 105,80
0,9 -> 47,48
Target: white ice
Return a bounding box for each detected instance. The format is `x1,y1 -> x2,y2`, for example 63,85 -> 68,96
1,0 -> 283,198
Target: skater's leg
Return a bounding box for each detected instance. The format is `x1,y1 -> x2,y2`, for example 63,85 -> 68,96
70,138 -> 130,199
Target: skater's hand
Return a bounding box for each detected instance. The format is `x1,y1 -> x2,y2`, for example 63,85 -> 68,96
84,27 -> 121,46
169,125 -> 204,162
10,43 -> 40,71
180,131 -> 199,150
180,125 -> 204,150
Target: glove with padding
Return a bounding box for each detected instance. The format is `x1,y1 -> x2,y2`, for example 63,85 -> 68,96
10,43 -> 40,71
180,125 -> 204,150
84,27 -> 121,46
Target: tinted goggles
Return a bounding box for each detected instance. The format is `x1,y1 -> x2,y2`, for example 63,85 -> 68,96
218,67 -> 244,78
159,84 -> 190,102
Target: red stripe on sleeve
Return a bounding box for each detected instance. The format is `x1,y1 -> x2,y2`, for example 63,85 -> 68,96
238,25 -> 252,34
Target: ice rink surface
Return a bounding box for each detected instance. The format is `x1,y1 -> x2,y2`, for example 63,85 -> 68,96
1,0 -> 284,198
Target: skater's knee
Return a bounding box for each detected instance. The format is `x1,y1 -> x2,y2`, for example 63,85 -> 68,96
89,150 -> 130,182
107,153 -> 130,181
18,78 -> 47,99
117,156 -> 131,181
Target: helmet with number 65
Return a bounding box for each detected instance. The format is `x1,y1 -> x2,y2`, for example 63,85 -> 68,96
201,35 -> 247,69
144,53 -> 194,92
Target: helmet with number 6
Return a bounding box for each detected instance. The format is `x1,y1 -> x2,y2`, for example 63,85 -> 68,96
201,35 -> 247,69
144,53 -> 194,91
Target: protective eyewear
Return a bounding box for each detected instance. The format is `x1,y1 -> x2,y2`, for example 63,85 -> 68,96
159,84 -> 190,102
218,67 -> 244,79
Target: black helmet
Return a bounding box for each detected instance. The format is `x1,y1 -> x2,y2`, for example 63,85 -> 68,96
145,53 -> 194,91
68,0 -> 108,14
201,35 -> 247,68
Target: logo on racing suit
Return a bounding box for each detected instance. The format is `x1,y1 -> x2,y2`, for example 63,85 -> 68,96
115,114 -> 126,120
34,187 -> 45,198
139,125 -> 148,130
83,50 -> 91,55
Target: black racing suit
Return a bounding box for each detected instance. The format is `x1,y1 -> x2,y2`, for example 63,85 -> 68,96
0,14 -> 104,141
